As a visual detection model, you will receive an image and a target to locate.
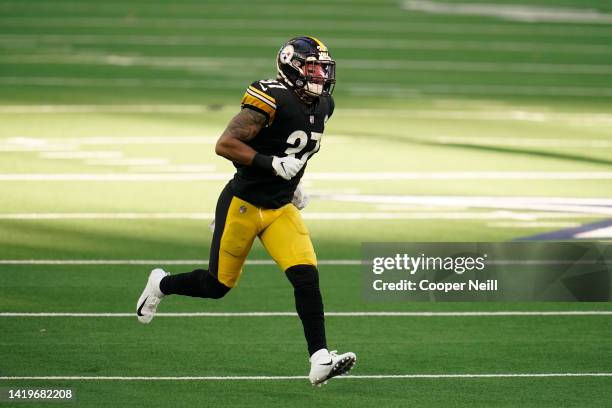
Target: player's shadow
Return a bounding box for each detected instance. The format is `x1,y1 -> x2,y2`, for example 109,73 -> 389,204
348,130 -> 612,167
440,142 -> 612,167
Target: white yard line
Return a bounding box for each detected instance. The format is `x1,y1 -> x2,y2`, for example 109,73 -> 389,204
402,1 -> 612,24
305,212 -> 595,220
1,312 -> 610,317
307,173 -> 612,181
0,213 -> 214,220
339,110 -> 612,125
0,136 -> 218,154
0,173 -> 230,181
1,259 -> 610,266
1,172 -> 612,181
0,77 -> 238,89
0,105 -> 228,114
331,194 -> 612,206
487,221 -> 580,229
321,194 -> 612,216
0,259 -> 360,265
1,373 -> 610,381
85,158 -> 170,166
2,107 -> 612,127
128,164 -> 217,173
52,136 -> 218,144
1,34 -> 611,54
350,84 -> 612,97
4,54 -> 612,75
39,151 -> 123,159
0,212 -> 599,221
431,136 -> 612,147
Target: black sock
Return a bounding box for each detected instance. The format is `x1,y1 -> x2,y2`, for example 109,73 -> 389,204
159,269 -> 230,299
285,264 -> 327,356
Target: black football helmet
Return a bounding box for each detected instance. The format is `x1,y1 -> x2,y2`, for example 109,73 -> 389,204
276,36 -> 336,99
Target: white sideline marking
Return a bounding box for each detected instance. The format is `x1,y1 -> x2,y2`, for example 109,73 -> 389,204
0,105 -> 228,114
1,312 -> 610,317
2,107 -> 612,127
0,259 -> 360,265
487,221 -> 580,229
403,1 -> 612,24
310,173 -> 612,181
0,213 -> 217,220
0,212 -> 599,221
432,136 -> 612,147
340,110 -> 612,126
1,172 -> 612,181
0,173 -> 230,181
54,136 -> 218,145
350,84 -> 612,98
0,373 -> 611,381
0,76 -> 237,90
1,259 -> 610,266
322,194 -> 612,216
85,158 -> 169,166
39,151 -> 123,159
128,164 -> 216,173
0,136 -> 218,153
334,196 -> 612,206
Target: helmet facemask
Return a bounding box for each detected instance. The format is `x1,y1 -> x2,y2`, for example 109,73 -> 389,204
302,58 -> 335,97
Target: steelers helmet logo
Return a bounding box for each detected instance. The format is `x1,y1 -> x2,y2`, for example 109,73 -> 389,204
279,45 -> 294,64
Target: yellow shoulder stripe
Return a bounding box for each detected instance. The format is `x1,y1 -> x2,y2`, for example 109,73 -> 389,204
248,86 -> 276,105
241,93 -> 276,124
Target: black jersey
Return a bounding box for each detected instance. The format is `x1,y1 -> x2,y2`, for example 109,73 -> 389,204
230,79 -> 334,209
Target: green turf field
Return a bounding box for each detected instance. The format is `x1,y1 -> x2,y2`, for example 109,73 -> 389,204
1,0 -> 611,406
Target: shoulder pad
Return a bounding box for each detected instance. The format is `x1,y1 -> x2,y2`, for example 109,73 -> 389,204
240,80 -> 279,125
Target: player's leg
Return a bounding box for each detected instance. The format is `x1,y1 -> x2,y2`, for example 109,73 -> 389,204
259,204 -> 356,385
160,184 -> 256,299
259,204 -> 324,352
137,183 -> 257,323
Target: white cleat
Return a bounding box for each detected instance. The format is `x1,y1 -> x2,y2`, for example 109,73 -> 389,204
309,348 -> 357,386
136,268 -> 168,324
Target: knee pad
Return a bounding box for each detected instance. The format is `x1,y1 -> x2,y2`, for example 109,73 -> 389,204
285,264 -> 319,290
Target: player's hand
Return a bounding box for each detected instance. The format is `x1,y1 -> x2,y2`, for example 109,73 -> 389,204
292,182 -> 309,210
271,156 -> 304,180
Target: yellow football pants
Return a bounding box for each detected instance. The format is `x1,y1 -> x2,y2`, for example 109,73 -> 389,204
210,187 -> 317,288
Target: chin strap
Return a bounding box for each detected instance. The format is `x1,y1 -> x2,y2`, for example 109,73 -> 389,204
295,88 -> 318,104
277,75 -> 319,104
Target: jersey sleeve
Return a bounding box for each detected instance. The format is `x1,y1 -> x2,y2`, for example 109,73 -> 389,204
329,96 -> 335,118
240,81 -> 277,125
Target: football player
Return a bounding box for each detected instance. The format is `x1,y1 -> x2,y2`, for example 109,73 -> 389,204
136,36 -> 356,386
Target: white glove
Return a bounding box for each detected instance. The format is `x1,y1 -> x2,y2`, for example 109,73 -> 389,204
292,182 -> 309,210
271,156 -> 304,180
